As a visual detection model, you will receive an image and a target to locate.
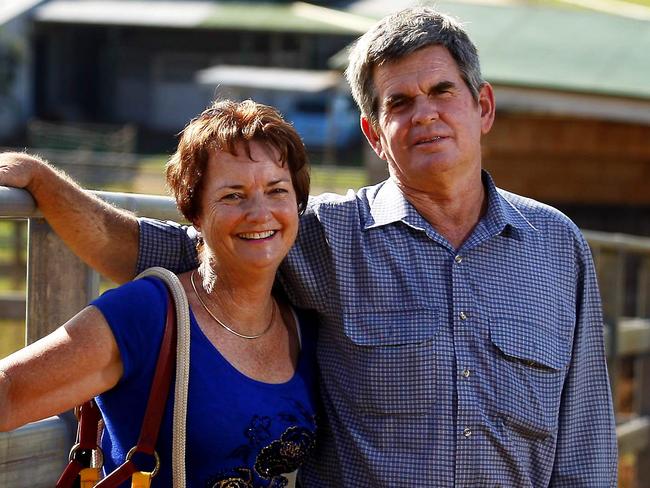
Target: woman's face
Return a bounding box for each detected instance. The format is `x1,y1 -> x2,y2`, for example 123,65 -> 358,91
194,140 -> 299,275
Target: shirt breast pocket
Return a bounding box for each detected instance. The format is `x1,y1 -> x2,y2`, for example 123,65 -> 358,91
489,316 -> 572,438
342,306 -> 439,416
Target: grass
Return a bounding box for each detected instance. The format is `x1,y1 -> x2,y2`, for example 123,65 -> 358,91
0,320 -> 24,358
0,221 -> 26,292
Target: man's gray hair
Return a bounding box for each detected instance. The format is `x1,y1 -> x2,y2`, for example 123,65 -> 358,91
345,6 -> 484,126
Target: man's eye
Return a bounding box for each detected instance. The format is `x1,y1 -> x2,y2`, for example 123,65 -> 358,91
388,99 -> 406,110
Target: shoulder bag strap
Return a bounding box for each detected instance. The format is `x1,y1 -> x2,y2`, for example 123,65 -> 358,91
96,294 -> 177,486
57,267 -> 190,488
133,267 -> 190,488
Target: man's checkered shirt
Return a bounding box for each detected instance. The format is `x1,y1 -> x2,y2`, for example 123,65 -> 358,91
137,172 -> 617,487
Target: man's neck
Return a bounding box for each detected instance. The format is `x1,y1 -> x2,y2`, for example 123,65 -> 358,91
395,171 -> 487,250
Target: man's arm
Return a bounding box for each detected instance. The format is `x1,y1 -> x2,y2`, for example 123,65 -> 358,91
550,235 -> 618,487
0,152 -> 139,283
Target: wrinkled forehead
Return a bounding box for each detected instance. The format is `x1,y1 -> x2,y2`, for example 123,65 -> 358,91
371,45 -> 461,98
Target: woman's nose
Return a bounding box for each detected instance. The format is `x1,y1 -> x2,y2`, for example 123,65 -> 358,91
244,195 -> 272,223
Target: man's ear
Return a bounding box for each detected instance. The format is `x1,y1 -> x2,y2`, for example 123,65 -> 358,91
478,82 -> 496,135
361,116 -> 386,161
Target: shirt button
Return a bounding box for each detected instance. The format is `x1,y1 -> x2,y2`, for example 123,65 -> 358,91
463,428 -> 472,438
454,255 -> 463,264
459,311 -> 468,321
462,368 -> 471,378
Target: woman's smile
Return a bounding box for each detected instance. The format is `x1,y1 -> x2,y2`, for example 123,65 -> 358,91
195,140 -> 299,275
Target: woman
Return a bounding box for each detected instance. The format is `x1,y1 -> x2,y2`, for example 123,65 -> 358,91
0,100 -> 318,487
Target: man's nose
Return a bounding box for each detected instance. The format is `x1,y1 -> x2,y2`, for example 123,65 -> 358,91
411,96 -> 439,125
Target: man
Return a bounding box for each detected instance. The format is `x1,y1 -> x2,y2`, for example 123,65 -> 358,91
0,7 -> 617,486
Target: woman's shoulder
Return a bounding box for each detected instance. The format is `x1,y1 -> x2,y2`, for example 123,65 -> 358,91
95,275 -> 167,304
91,275 -> 169,328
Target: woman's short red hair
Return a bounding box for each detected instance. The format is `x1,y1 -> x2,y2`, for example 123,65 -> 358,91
166,99 -> 310,223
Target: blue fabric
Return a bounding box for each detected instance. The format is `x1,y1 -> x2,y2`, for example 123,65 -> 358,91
138,171 -> 617,487
92,277 -> 318,487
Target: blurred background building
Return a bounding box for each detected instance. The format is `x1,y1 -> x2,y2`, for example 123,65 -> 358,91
0,0 -> 649,234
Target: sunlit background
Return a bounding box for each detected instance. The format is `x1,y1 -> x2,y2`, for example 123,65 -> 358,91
1,0 -> 650,486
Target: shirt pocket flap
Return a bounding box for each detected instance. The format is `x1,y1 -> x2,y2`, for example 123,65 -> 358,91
344,307 -> 439,346
489,318 -> 571,371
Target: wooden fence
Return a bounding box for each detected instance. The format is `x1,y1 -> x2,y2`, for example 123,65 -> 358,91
1,185 -> 650,486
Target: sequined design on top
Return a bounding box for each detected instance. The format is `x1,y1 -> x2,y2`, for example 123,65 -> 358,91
207,400 -> 316,487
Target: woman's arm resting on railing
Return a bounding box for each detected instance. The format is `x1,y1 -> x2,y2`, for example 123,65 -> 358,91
0,152 -> 139,283
0,306 -> 122,432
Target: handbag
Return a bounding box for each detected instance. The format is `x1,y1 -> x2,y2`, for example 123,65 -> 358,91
56,267 -> 191,488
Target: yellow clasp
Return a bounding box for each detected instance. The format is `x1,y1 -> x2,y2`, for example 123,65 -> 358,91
131,471 -> 153,488
125,446 -> 160,488
79,467 -> 101,488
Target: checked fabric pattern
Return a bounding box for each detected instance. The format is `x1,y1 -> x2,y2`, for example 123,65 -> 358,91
138,171 -> 617,488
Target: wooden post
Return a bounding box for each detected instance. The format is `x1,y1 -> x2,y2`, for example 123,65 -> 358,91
4,219 -> 101,486
11,220 -> 25,289
0,417 -> 73,488
638,256 -> 650,318
634,258 -> 650,485
635,351 -> 650,482
593,247 -> 625,404
25,218 -> 99,344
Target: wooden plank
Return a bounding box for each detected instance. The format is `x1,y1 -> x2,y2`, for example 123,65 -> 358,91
616,318 -> 650,356
638,256 -> 650,318
635,340 -> 650,482
617,417 -> 650,455
584,230 -> 650,254
0,416 -> 73,488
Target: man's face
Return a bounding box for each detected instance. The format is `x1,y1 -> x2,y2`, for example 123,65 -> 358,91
362,45 -> 494,191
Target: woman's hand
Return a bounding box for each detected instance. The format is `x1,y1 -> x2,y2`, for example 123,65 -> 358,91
0,152 -> 50,191
0,151 -> 140,284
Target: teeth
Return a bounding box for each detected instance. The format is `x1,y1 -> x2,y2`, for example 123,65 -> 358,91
239,231 -> 276,240
423,136 -> 441,143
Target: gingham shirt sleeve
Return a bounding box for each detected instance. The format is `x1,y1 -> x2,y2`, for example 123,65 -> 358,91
136,217 -> 200,274
550,234 -> 618,487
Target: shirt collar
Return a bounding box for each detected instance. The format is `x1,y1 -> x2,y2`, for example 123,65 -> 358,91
364,178 -> 414,230
481,171 -> 538,241
365,171 -> 538,240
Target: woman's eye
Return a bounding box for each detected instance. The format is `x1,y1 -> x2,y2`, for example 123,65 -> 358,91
222,193 -> 243,201
271,187 -> 289,194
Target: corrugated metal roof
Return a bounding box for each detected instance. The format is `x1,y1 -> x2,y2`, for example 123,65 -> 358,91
196,65 -> 341,92
33,0 -> 370,34
35,0 -> 218,27
202,2 -> 372,33
0,0 -> 45,25
344,0 -> 650,100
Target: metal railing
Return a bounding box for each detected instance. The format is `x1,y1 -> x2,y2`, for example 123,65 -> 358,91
1,186 -> 650,486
